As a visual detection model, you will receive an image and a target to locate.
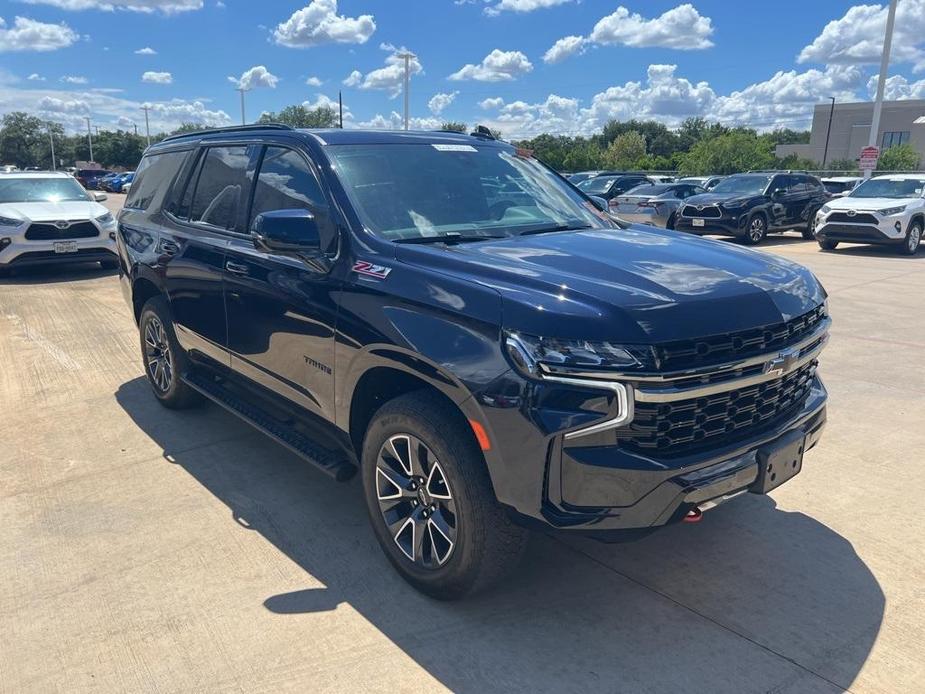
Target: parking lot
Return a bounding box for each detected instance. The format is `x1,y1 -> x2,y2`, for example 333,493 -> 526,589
1,192 -> 923,693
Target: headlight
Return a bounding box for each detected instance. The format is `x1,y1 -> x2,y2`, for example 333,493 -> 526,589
722,200 -> 746,209
820,204 -> 831,214
0,215 -> 23,227
505,331 -> 656,376
95,212 -> 115,225
879,205 -> 906,216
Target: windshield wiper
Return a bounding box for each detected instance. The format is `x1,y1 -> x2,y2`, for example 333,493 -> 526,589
517,222 -> 593,236
394,233 -> 505,245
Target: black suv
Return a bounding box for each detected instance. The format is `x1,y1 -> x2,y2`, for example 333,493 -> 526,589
674,172 -> 831,244
117,126 -> 829,599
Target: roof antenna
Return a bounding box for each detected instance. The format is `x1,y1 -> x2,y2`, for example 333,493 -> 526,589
470,125 -> 495,140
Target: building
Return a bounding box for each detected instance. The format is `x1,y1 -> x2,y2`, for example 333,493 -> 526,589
776,99 -> 925,166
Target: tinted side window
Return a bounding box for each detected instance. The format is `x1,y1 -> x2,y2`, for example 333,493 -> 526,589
189,146 -> 249,231
249,147 -> 325,227
770,175 -> 791,194
125,150 -> 188,211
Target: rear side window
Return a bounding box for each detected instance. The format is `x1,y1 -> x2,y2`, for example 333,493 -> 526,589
125,151 -> 188,211
189,146 -> 249,231
249,147 -> 325,227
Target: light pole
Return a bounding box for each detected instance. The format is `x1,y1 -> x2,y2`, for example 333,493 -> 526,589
822,97 -> 835,168
141,105 -> 151,146
47,123 -> 56,171
866,0 -> 898,179
398,52 -> 415,130
85,117 -> 94,163
236,87 -> 250,125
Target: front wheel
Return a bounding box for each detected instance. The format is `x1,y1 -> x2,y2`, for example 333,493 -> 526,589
899,220 -> 922,256
818,239 -> 839,251
802,210 -> 819,240
138,296 -> 202,409
742,214 -> 767,245
361,391 -> 528,600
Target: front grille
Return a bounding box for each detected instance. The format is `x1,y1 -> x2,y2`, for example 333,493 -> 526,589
24,221 -> 99,240
654,305 -> 826,372
682,205 -> 721,218
624,361 -> 817,456
827,212 -> 879,225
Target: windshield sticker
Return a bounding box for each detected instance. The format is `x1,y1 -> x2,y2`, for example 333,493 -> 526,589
432,144 -> 477,152
353,260 -> 392,280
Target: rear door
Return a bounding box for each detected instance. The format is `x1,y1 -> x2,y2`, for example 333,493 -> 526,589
160,144 -> 252,365
767,175 -> 793,229
223,143 -> 340,422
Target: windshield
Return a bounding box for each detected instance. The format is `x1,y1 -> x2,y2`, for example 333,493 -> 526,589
0,177 -> 91,203
328,143 -> 610,241
710,175 -> 772,196
577,177 -> 617,194
623,184 -> 673,197
849,178 -> 925,199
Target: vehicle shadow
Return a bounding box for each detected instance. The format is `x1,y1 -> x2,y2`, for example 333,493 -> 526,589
822,243 -> 925,260
0,263 -> 117,285
115,377 -> 884,692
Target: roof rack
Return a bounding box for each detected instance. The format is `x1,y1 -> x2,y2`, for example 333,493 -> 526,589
746,169 -> 808,174
159,122 -> 294,144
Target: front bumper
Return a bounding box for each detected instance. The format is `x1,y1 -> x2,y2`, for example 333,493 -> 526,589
674,212 -> 748,236
0,230 -> 117,267
815,212 -> 907,245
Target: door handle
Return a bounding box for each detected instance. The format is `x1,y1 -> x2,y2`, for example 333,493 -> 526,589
225,261 -> 250,276
159,240 -> 180,256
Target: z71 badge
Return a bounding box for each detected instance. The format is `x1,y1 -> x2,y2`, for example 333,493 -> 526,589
353,260 -> 392,280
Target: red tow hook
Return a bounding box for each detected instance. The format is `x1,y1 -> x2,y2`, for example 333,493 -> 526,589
683,507 -> 703,523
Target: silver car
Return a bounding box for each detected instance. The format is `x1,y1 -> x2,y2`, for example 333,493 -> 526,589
611,182 -> 706,229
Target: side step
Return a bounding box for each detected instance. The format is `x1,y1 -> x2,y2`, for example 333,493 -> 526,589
182,371 -> 356,482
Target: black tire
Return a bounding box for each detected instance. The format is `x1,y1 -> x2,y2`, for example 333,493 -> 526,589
138,296 -> 202,409
818,239 -> 839,251
742,214 -> 767,245
802,210 -> 819,240
361,391 -> 528,600
666,212 -> 677,230
899,219 -> 922,256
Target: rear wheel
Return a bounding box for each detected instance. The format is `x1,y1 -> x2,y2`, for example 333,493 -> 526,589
361,391 -> 528,600
138,296 -> 202,409
742,214 -> 767,245
818,239 -> 839,251
899,220 -> 922,256
802,210 -> 819,240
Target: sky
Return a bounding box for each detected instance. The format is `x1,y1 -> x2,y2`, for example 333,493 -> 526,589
2,0 -> 925,138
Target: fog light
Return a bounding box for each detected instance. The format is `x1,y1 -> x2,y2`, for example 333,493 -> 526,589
895,221 -> 902,232
0,237 -> 10,250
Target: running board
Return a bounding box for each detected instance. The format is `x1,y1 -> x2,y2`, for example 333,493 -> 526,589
182,371 -> 356,482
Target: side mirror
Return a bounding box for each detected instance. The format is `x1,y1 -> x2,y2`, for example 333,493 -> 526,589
771,189 -> 784,200
93,192 -> 108,202
589,195 -> 608,212
251,208 -> 322,256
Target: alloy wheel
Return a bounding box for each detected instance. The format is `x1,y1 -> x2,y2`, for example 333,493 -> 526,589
749,217 -> 766,242
909,225 -> 921,253
375,434 -> 457,569
144,316 -> 173,392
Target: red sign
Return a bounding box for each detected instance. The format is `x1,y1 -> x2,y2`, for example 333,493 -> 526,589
859,145 -> 880,170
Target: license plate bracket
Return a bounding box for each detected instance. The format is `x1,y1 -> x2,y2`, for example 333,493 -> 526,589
692,218 -> 705,227
54,241 -> 78,254
751,430 -> 805,494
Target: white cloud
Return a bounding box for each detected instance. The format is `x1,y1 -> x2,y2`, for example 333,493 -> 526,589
142,70 -> 172,84
305,76 -> 323,87
798,1 -> 925,71
590,4 -> 714,50
27,73 -> 46,81
134,46 -> 156,55
428,91 -> 458,115
346,46 -> 422,97
866,73 -> 925,100
0,16 -> 79,52
354,111 -> 442,131
38,95 -> 90,114
449,49 -> 533,82
479,97 -> 504,109
18,1 -> 203,13
543,35 -> 587,64
61,75 -> 88,84
303,92 -> 350,121
484,0 -> 572,17
228,65 -> 278,90
273,0 -> 375,48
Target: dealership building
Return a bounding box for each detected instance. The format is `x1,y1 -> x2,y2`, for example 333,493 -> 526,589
776,99 -> 925,166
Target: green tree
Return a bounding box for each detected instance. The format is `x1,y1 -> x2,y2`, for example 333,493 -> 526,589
678,131 -> 776,175
259,104 -> 338,128
603,131 -> 647,170
877,143 -> 920,171
0,112 -> 51,168
440,121 -> 467,133
824,158 -> 858,173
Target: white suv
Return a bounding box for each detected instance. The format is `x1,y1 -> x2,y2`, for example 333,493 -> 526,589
0,171 -> 118,274
814,173 -> 925,255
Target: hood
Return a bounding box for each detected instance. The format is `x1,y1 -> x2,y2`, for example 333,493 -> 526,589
826,196 -> 915,211
395,226 -> 824,344
0,200 -> 108,223
684,192 -> 761,207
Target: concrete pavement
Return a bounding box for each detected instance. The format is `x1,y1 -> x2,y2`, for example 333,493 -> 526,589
1,200 -> 922,692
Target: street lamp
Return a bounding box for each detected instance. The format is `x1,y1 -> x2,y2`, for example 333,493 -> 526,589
822,97 -> 835,168
866,0 -> 898,179
236,86 -> 250,125
397,52 -> 415,130
85,117 -> 94,163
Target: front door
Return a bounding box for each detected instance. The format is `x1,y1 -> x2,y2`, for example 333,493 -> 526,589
224,144 -> 340,422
